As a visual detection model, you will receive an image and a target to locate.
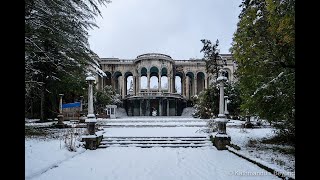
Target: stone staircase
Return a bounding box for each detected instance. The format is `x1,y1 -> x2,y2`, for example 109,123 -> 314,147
98,136 -> 212,148
97,117 -> 211,148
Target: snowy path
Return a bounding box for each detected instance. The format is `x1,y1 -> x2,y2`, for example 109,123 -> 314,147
28,117 -> 281,180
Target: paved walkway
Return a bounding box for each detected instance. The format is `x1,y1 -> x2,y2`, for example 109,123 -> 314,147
32,117 -> 280,180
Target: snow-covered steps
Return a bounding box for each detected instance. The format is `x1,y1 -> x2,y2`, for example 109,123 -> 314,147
98,119 -> 207,128
98,136 -> 213,148
100,124 -> 206,128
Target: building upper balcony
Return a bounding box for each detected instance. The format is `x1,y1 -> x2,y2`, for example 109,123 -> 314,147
134,53 -> 174,63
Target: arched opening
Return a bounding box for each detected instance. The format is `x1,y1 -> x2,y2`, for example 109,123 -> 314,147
113,71 -> 122,94
150,66 -> 159,91
104,71 -> 112,87
175,72 -> 183,94
125,72 -> 133,95
186,72 -> 194,98
223,68 -> 230,80
150,77 -> 158,89
161,68 -> 168,90
197,72 -> 205,94
140,67 -> 147,90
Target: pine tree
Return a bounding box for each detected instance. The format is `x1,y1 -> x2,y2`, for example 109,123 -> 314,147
25,0 -> 111,120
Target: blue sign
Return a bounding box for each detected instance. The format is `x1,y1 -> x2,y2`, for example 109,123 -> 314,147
62,102 -> 81,108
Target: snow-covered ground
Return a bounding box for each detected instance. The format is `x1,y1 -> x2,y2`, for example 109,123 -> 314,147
215,120 -> 295,178
181,107 -> 195,117
26,117 -> 294,180
30,147 -> 281,180
25,138 -> 86,180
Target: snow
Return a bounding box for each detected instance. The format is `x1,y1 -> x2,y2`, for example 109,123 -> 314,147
215,117 -> 229,123
217,76 -> 227,81
220,124 -> 295,178
252,72 -> 284,97
30,147 -> 280,180
25,138 -> 85,180
215,134 -> 231,138
26,117 -> 291,180
103,127 -> 208,137
181,107 -> 195,117
85,118 -> 97,123
85,76 -> 95,81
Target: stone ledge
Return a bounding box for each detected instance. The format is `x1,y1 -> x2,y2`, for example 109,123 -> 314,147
81,134 -> 103,150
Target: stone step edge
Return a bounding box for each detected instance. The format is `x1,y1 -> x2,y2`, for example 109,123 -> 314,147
102,136 -> 208,138
100,142 -> 212,145
98,144 -> 213,148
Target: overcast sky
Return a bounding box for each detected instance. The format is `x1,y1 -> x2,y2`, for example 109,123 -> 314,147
88,0 -> 242,60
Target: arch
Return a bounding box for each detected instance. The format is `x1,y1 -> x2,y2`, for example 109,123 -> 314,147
104,71 -> 112,86
161,67 -> 167,76
140,67 -> 147,76
124,71 -> 133,95
113,71 -> 122,94
186,72 -> 194,97
161,67 -> 168,90
223,68 -> 231,80
175,72 -> 184,94
197,72 -> 205,94
150,66 -> 159,90
150,66 -> 159,76
140,67 -> 148,90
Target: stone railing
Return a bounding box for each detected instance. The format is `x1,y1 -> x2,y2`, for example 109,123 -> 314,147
135,53 -> 173,62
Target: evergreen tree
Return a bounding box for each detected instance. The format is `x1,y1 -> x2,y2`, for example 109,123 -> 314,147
200,39 -> 226,79
231,0 -> 295,144
25,0 -> 111,120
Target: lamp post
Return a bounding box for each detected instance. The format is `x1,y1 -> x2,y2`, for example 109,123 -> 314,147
56,94 -> 65,128
85,75 -> 97,135
214,69 -> 231,150
224,96 -> 229,117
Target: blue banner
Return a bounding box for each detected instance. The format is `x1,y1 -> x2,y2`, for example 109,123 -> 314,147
62,102 -> 81,108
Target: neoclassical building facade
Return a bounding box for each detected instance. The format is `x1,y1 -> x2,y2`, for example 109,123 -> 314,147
93,53 -> 237,116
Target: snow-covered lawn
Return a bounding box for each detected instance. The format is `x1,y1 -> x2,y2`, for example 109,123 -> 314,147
218,121 -> 295,178
25,138 -> 85,180
25,117 -> 293,180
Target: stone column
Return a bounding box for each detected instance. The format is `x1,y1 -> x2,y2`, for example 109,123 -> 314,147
205,76 -> 208,89
147,72 -> 150,92
133,76 -> 136,96
56,94 -> 64,127
137,74 -> 140,94
182,75 -> 186,96
122,76 -> 126,99
158,74 -> 161,92
224,96 -> 229,116
159,99 -> 162,116
167,75 -> 171,93
167,99 -> 170,116
194,77 -> 197,95
186,76 -> 190,99
214,69 -> 230,150
85,75 -> 97,135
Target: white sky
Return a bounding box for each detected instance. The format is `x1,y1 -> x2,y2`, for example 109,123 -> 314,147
88,0 -> 242,59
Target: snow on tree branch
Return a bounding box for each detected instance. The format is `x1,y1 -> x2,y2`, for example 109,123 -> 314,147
251,72 -> 284,97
